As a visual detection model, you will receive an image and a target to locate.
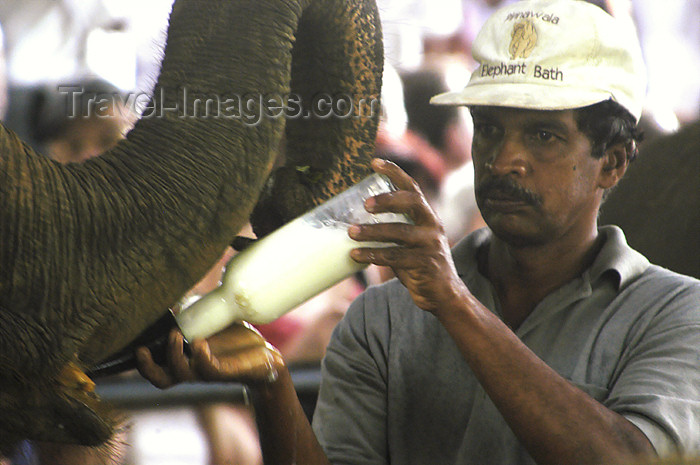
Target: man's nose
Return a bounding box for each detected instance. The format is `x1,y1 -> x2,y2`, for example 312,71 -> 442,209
487,135 -> 529,177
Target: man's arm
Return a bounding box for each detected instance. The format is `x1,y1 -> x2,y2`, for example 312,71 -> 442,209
348,159 -> 656,465
136,324 -> 330,465
437,300 -> 656,464
248,366 -> 330,465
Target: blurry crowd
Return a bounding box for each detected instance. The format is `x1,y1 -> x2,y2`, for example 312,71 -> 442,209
0,0 -> 698,464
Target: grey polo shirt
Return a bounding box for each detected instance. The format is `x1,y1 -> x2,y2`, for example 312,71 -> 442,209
313,226 -> 700,464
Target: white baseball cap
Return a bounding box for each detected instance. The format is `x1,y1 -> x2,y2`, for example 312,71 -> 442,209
430,0 -> 647,121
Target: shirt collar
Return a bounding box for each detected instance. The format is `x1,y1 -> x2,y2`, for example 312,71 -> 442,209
452,225 -> 650,290
452,227 -> 490,283
589,224 -> 650,289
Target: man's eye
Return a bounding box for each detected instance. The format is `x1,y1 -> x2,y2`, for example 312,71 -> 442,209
474,123 -> 499,138
535,130 -> 556,142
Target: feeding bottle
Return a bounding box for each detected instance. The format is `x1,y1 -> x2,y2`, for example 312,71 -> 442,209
88,173 -> 409,377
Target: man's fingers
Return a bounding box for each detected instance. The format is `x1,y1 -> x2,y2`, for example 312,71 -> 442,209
137,323 -> 281,387
366,191 -> 435,227
136,347 -> 175,389
349,223 -> 438,250
350,245 -> 431,268
167,330 -> 196,382
207,321 -> 266,353
367,159 -> 437,227
192,343 -> 279,384
371,158 -> 421,193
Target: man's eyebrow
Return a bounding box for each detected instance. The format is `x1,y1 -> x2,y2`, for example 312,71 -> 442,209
523,117 -> 570,134
469,107 -> 496,120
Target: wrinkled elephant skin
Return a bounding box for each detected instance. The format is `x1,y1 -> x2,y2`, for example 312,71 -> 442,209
0,0 -> 383,452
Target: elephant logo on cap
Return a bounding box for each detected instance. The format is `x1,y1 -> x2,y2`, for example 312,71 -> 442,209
509,19 -> 537,60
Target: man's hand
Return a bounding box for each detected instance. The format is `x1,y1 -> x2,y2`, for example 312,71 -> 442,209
137,323 -> 331,465
136,322 -> 284,389
348,158 -> 470,316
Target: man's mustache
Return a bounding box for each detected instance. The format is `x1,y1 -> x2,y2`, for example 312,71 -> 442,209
476,177 -> 543,206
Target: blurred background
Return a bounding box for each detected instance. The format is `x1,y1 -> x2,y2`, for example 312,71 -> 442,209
1,0 -> 698,144
0,1 -> 697,464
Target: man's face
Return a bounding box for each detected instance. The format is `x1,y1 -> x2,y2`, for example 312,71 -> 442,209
48,103 -> 132,164
470,106 -> 605,247
0,30 -> 7,121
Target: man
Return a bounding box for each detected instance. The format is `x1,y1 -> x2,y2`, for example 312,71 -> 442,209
32,77 -> 135,163
138,1 -> 700,464
0,23 -> 7,121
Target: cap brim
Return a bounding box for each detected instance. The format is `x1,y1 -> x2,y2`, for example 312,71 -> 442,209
430,82 -> 613,111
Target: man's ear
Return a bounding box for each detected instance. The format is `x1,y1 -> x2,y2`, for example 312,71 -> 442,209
598,141 -> 631,190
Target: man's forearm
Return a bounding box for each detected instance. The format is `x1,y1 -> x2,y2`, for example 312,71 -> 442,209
437,293 -> 656,465
249,367 -> 331,465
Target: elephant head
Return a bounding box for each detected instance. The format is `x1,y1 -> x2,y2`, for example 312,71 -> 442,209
0,0 -> 383,453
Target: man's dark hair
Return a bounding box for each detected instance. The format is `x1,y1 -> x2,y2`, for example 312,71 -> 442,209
575,99 -> 643,162
401,69 -> 459,152
31,77 -> 123,143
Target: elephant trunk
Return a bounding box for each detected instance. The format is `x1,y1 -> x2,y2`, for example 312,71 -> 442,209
252,0 -> 383,233
0,0 -> 382,449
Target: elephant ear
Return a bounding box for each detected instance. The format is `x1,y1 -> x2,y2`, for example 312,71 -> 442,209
250,0 -> 383,237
